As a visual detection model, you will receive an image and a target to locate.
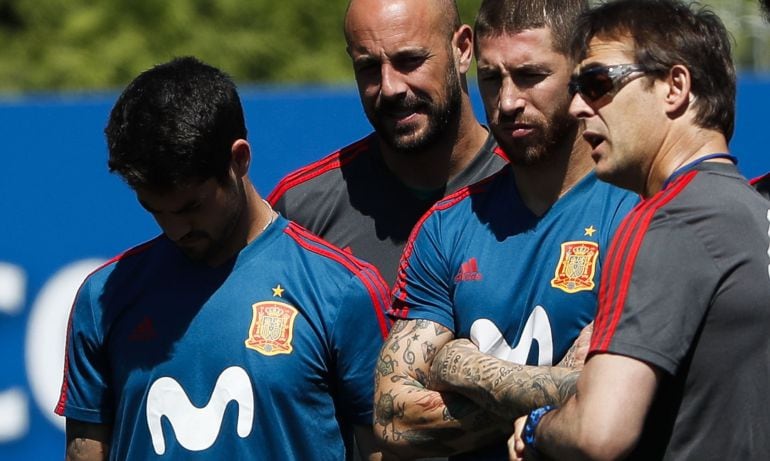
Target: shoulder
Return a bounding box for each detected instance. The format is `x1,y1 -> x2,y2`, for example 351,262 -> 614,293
431,167 -> 507,219
750,172 -> 770,200
280,221 -> 388,289
402,168 -> 507,254
81,236 -> 163,290
267,134 -> 375,205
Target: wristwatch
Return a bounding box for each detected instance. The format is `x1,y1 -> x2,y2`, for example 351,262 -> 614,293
523,405 -> 556,453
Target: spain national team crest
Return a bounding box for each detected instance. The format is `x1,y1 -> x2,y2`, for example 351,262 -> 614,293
245,301 -> 299,356
550,241 -> 599,293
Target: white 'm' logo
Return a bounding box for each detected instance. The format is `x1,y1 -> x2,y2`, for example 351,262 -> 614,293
146,366 -> 254,455
470,306 -> 554,365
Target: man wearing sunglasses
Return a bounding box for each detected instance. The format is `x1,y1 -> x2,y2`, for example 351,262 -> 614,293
510,0 -> 770,459
373,0 -> 637,459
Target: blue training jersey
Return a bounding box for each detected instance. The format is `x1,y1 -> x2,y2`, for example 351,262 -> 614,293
56,216 -> 390,461
392,167 -> 637,367
390,167 -> 636,460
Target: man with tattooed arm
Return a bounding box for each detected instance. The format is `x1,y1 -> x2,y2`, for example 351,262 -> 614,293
373,0 -> 636,459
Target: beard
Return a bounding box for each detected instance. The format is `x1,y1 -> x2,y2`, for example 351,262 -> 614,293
367,63 -> 463,156
494,96 -> 577,166
178,177 -> 245,264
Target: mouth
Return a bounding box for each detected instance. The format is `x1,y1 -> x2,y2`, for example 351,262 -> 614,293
499,122 -> 536,139
177,233 -> 208,247
582,131 -> 606,150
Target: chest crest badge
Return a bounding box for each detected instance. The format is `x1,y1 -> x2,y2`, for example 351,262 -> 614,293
245,301 -> 299,356
550,241 -> 599,293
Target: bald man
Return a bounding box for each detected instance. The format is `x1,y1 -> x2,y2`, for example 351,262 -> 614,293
268,0 -> 507,287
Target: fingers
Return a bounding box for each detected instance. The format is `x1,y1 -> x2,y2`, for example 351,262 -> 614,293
508,416 -> 528,460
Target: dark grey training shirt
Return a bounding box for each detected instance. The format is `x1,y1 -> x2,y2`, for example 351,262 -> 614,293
591,162 -> 770,460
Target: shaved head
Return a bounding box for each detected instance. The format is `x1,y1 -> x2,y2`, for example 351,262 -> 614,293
345,0 -> 460,43
343,0 -> 471,156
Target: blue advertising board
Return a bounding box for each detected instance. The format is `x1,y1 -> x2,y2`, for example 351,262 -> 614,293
0,78 -> 767,459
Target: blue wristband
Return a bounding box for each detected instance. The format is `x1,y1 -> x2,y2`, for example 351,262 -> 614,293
523,405 -> 556,452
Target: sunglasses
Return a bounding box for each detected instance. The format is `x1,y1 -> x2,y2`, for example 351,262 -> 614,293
568,64 -> 648,102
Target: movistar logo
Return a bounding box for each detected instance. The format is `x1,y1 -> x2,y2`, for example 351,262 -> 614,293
146,366 -> 254,455
469,306 -> 554,365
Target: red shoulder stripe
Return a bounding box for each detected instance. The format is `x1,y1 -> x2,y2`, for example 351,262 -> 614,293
284,223 -> 391,338
55,237 -> 159,415
267,137 -> 371,205
750,172 -> 769,186
591,171 -> 698,352
390,171 -> 501,317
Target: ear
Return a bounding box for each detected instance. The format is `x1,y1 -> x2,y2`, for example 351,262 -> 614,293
662,64 -> 691,116
230,139 -> 251,178
453,24 -> 474,74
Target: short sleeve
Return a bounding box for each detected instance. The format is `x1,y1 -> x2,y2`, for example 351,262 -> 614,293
330,267 -> 390,425
389,211 -> 455,330
591,214 -> 721,374
55,276 -> 114,423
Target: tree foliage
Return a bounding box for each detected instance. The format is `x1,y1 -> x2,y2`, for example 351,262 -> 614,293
0,0 -> 766,93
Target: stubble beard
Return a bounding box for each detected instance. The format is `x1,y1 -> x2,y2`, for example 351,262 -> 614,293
370,64 -> 463,157
500,98 -> 577,167
182,177 -> 246,264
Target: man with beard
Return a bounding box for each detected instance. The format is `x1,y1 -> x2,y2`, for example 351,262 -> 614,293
267,0 -> 507,286
56,57 -> 392,461
373,1 -> 637,459
509,1 -> 770,458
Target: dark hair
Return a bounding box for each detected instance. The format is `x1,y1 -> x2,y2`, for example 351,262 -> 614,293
762,0 -> 770,22
105,56 -> 247,190
570,0 -> 735,140
474,0 -> 588,55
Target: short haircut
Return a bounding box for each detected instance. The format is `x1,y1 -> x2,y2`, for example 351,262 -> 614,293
106,56 -> 247,191
474,0 -> 588,55
570,0 -> 736,141
344,0 -> 461,43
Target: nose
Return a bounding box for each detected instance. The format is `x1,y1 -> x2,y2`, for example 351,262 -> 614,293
379,63 -> 407,99
498,78 -> 526,116
569,92 -> 594,119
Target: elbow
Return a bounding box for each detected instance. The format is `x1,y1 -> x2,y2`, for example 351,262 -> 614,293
373,411 -> 437,459
373,427 -> 419,459
372,417 -> 418,458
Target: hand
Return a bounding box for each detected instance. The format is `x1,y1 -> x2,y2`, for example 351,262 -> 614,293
508,416 -> 529,461
557,321 -> 593,370
428,338 -> 480,391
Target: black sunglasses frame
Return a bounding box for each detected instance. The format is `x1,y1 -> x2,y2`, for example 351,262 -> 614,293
568,64 -> 648,102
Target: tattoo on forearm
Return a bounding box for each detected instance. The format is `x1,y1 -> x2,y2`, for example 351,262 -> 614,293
433,343 -> 581,420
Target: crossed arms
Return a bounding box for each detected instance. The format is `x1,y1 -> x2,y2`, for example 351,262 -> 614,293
373,318 -> 589,458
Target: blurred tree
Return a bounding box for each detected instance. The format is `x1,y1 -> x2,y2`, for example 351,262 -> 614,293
0,0 -> 766,93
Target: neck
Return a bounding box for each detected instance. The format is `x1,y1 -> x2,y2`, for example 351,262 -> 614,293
379,95 -> 489,191
206,179 -> 274,267
642,127 -> 730,198
511,128 -> 594,217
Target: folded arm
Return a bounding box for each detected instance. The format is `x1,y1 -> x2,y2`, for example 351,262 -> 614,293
428,338 -> 582,421
373,319 -> 511,458
510,353 -> 660,461
428,322 -> 592,421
